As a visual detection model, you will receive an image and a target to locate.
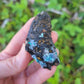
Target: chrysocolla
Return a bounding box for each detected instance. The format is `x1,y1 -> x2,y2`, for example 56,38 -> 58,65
25,11 -> 60,70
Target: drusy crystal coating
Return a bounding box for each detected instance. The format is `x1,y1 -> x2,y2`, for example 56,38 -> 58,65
25,12 -> 60,70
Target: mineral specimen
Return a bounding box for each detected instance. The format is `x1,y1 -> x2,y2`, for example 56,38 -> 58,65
25,11 -> 60,70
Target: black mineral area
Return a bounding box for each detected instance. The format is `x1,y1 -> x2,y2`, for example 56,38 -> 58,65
25,11 -> 60,70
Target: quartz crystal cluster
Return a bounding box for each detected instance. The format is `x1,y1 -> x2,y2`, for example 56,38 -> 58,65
25,11 -> 60,70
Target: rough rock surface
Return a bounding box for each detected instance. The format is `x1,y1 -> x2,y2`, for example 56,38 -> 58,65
25,11 -> 60,70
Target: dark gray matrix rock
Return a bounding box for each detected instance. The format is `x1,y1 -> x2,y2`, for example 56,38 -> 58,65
25,11 -> 60,70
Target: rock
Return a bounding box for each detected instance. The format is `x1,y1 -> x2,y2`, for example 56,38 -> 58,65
25,11 -> 60,70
